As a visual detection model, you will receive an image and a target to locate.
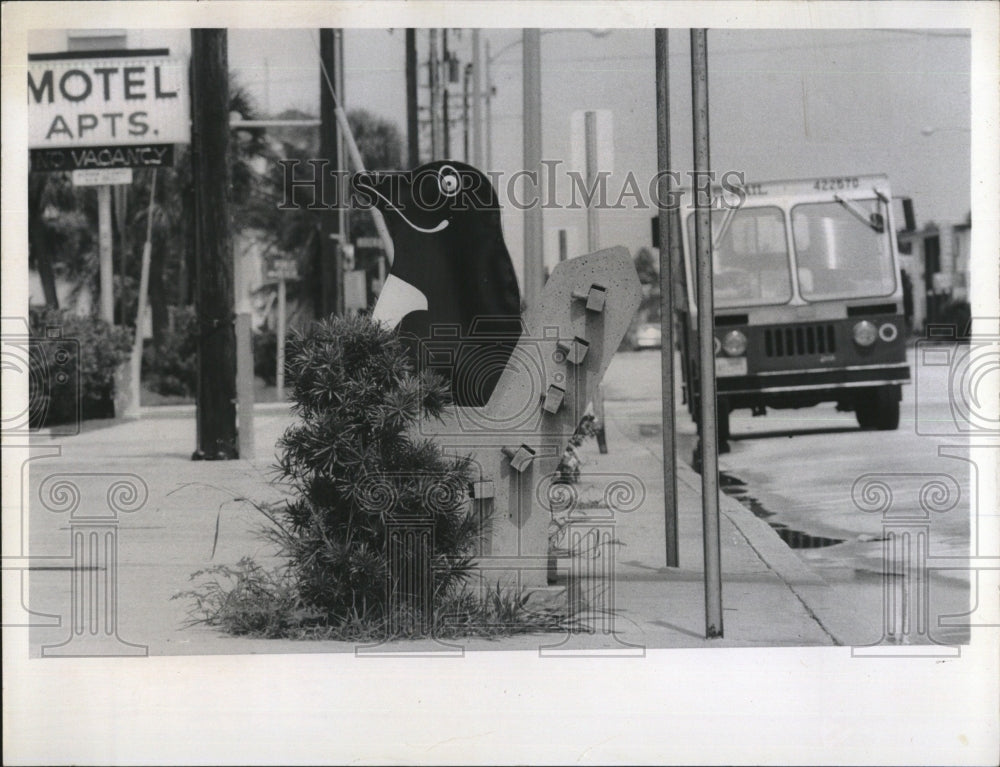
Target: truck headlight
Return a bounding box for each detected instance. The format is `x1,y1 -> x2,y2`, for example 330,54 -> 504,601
722,330 -> 747,356
852,320 -> 878,347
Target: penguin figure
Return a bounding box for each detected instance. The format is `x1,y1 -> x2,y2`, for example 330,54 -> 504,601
353,161 -> 522,407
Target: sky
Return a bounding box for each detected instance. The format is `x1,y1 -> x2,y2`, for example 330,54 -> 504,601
27,26 -> 971,283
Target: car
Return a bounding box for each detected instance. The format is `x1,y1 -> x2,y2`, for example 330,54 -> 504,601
629,321 -> 662,349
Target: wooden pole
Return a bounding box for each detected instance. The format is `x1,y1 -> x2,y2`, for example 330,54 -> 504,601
406,29 -> 420,168
319,28 -> 342,319
429,30 -> 440,159
191,28 -> 238,460
655,29 -> 680,568
522,29 -> 544,312
471,29 -> 483,168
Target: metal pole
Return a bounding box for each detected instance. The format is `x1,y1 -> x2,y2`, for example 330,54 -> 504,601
97,185 -> 114,324
485,39 -> 493,170
655,29 -> 679,568
276,277 -> 286,400
584,110 -> 600,252
472,29 -> 483,167
691,28 -> 723,637
429,30 -> 440,159
522,29 -> 543,313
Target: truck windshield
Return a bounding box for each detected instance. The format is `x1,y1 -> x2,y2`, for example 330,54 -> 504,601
686,205 -> 793,308
791,198 -> 896,301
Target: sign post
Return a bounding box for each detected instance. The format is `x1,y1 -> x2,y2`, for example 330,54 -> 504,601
96,185 -> 114,323
266,258 -> 300,401
655,29 -> 680,568
690,28 -> 724,638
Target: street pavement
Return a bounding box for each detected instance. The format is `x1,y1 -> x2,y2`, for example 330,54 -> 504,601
19,376 -> 882,657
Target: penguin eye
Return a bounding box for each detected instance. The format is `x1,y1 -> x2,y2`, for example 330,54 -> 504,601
438,165 -> 460,198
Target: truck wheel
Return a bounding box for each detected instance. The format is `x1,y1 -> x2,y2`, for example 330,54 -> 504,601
856,386 -> 900,431
717,398 -> 731,443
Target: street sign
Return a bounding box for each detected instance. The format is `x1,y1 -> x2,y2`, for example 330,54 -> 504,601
355,236 -> 384,250
71,167 -> 133,186
30,143 -> 175,172
28,50 -> 191,150
266,258 -> 299,281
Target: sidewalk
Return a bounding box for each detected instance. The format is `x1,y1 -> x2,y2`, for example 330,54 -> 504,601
19,399 -> 861,656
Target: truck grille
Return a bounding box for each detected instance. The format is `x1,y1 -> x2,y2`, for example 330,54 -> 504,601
764,324 -> 837,357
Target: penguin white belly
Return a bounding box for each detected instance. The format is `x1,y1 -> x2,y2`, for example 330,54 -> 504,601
371,274 -> 429,329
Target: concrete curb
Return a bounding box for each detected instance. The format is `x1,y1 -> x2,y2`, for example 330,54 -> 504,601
675,460 -> 828,588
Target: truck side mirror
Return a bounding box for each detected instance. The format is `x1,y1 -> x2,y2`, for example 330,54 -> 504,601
895,197 -> 916,232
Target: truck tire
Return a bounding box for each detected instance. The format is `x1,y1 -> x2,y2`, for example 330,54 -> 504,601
717,397 -> 731,443
856,386 -> 900,431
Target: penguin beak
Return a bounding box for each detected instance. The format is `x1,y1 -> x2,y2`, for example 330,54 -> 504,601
371,274 -> 428,329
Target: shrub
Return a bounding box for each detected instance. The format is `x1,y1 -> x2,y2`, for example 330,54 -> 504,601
268,315 -> 477,628
175,316 -> 563,641
179,315 -> 562,640
142,305 -> 198,397
29,305 -> 132,426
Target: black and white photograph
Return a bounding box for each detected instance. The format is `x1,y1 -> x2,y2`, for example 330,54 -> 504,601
3,1 -> 998,764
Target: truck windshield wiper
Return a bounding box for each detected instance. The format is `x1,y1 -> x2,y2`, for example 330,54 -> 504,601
712,204 -> 739,251
834,194 -> 885,233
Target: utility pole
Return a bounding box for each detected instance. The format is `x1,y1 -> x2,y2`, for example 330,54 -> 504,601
485,39 -> 493,170
442,29 -> 451,158
336,27 -> 349,315
471,29 -> 483,167
462,63 -> 472,162
429,29 -> 440,160
584,110 -> 600,252
522,29 -> 544,313
406,29 -> 420,168
319,28 -> 342,318
190,28 -> 238,460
